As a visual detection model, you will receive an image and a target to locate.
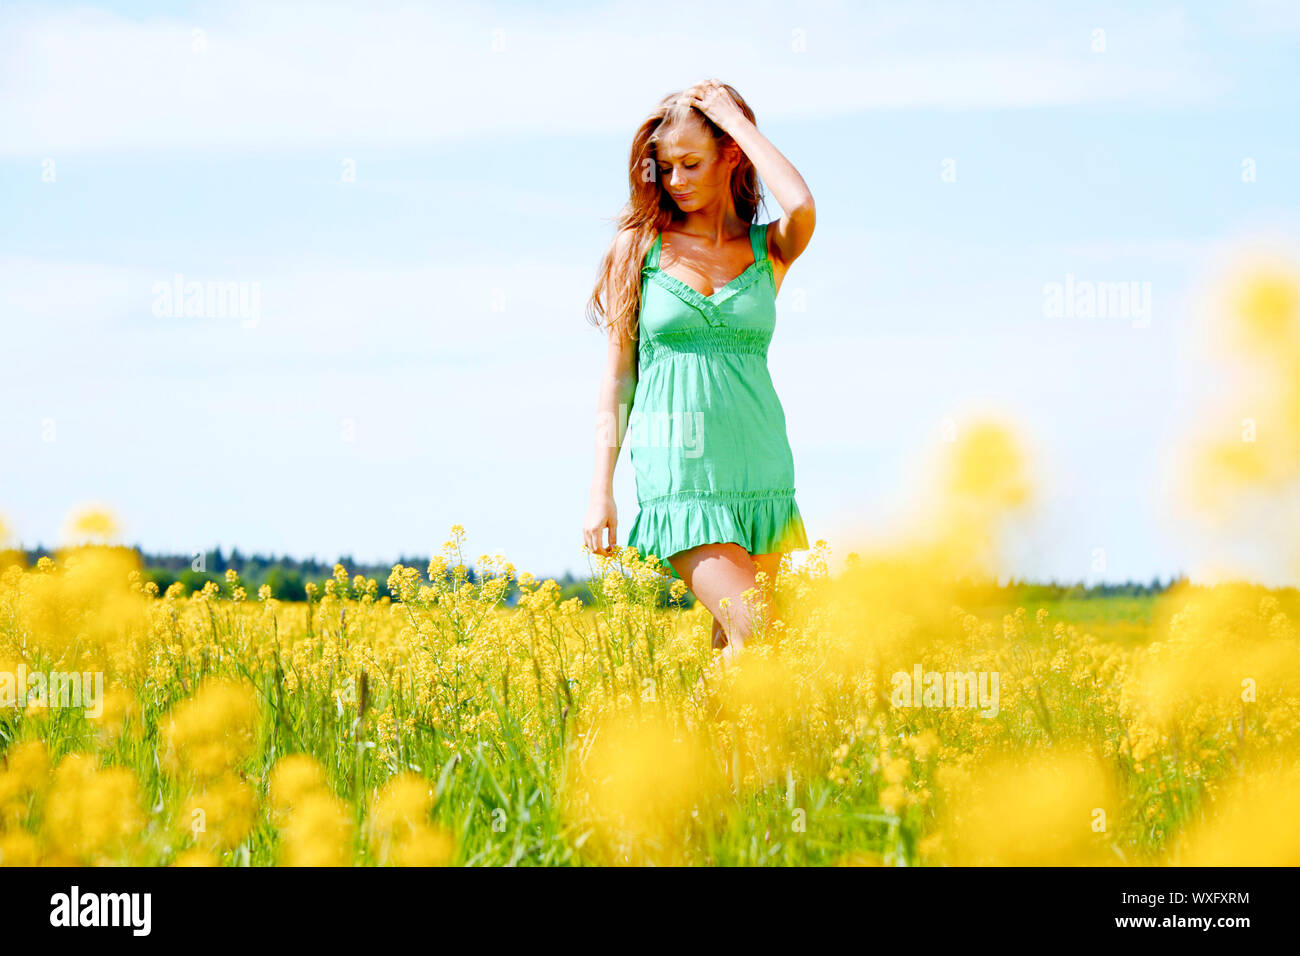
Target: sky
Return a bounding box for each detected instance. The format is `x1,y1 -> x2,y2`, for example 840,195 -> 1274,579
2,0 -> 1299,586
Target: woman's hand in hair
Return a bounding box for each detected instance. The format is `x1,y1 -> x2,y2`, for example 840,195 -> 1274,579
684,79 -> 746,132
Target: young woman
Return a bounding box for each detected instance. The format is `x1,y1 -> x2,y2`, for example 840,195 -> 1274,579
583,79 -> 815,665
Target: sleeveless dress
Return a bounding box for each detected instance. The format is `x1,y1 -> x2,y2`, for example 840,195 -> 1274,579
623,221 -> 809,580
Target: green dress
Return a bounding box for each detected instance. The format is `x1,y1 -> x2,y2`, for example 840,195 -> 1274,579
624,221 -> 809,580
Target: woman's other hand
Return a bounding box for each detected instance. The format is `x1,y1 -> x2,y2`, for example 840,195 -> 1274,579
584,492 -> 619,557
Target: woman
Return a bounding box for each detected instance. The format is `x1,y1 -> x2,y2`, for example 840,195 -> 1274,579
583,79 -> 815,665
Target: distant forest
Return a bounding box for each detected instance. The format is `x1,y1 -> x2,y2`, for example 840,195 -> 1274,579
12,545 -> 1191,609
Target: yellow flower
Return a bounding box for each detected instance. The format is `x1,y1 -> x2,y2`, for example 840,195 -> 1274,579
0,740 -> 50,801
565,711 -> 724,865
934,747 -> 1116,866
160,678 -> 260,781
390,826 -> 455,866
41,755 -> 143,864
88,687 -> 138,742
1176,761 -> 1300,865
279,792 -> 354,867
0,830 -> 40,866
367,772 -> 438,860
906,730 -> 939,761
181,773 -> 258,851
172,848 -> 218,867
1232,267 -> 1298,349
269,754 -> 330,819
882,756 -> 910,785
918,832 -> 943,860
65,505 -> 120,544
880,784 -> 906,814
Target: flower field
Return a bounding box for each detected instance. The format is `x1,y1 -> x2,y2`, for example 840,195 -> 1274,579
2,263 -> 1299,867
1,514 -> 1297,867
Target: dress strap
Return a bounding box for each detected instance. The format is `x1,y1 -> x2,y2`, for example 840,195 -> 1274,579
749,222 -> 770,266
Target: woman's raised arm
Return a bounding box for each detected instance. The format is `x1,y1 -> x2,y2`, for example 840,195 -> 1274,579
687,79 -> 816,265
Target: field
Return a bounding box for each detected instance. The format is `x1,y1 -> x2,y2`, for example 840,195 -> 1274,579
2,523 -> 1298,867
3,265 -> 1299,867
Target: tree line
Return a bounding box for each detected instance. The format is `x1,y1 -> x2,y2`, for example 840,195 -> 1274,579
9,545 -> 1204,609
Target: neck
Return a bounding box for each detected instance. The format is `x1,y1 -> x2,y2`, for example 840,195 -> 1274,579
676,204 -> 748,246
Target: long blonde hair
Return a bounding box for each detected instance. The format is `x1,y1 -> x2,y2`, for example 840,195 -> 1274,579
585,83 -> 763,345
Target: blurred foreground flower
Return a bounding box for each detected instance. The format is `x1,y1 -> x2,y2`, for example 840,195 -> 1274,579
63,505 -> 121,545
180,772 -> 258,852
161,678 -> 261,781
366,772 -> 455,866
933,747 -> 1118,866
279,791 -> 355,867
1187,261 -> 1300,523
565,710 -> 724,865
41,754 -> 144,864
1173,759 -> 1300,865
268,754 -> 331,823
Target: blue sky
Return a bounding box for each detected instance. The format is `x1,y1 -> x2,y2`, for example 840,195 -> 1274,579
2,0 -> 1299,585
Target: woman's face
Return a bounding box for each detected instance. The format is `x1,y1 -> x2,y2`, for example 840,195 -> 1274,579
654,121 -> 736,211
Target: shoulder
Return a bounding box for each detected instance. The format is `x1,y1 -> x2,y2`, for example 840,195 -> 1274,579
612,226 -> 656,273
612,226 -> 636,256
614,225 -> 654,260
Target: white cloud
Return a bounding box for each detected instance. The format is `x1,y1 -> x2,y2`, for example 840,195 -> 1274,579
0,252 -> 602,368
0,0 -> 1226,157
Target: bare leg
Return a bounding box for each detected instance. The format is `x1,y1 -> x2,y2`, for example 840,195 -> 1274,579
669,543 -> 784,668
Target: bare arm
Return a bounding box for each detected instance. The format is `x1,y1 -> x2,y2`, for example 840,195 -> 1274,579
584,231 -> 639,557
590,327 -> 638,498
689,79 -> 816,265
